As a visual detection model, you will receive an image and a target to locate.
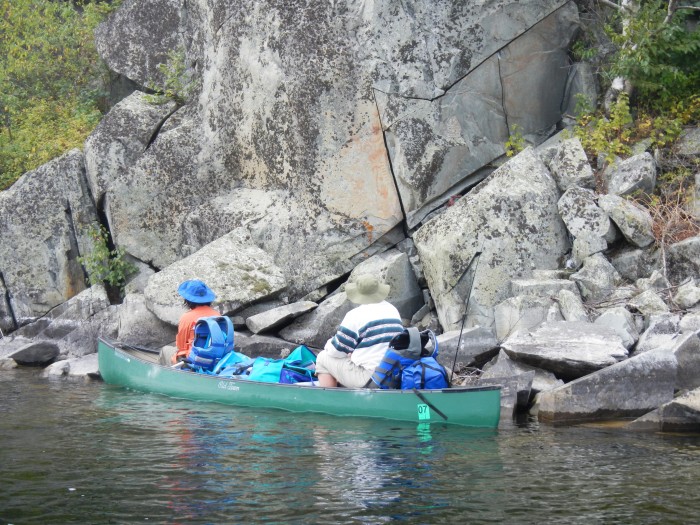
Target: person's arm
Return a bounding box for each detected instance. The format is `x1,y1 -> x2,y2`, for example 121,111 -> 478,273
324,322 -> 359,358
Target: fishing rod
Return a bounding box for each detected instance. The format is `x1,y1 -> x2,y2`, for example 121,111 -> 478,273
450,249 -> 483,385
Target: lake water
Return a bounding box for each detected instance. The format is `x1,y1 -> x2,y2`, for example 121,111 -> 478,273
1,367 -> 699,524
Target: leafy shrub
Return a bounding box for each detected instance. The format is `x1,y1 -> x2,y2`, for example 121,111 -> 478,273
575,92 -> 634,161
145,47 -> 199,106
0,0 -> 119,190
504,124 -> 525,157
78,223 -> 136,290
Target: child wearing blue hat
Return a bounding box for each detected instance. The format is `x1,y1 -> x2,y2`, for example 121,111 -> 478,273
173,279 -> 220,363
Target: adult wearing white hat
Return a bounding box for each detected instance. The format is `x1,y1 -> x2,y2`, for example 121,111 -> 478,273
316,274 -> 404,388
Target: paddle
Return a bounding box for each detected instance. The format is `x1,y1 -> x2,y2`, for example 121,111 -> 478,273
450,250 -> 482,385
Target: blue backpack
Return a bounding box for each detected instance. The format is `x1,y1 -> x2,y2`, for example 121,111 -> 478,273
401,356 -> 449,390
371,328 -> 449,390
187,316 -> 235,371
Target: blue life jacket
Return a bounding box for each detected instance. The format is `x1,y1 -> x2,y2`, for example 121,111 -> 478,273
370,349 -> 415,389
187,316 -> 235,371
371,328 -> 449,390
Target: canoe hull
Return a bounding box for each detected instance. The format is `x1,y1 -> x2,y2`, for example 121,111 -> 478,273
97,339 -> 501,428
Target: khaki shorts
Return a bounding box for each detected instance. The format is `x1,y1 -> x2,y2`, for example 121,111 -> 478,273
315,350 -> 373,388
159,345 -> 178,366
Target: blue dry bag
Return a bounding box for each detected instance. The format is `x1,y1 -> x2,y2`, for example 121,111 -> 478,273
247,345 -> 317,384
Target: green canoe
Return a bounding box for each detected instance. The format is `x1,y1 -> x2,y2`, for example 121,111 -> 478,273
97,338 -> 501,428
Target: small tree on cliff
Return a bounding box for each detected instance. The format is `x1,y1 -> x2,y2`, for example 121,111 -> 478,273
598,0 -> 700,113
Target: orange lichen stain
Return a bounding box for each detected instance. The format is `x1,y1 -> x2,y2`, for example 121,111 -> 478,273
362,220 -> 374,243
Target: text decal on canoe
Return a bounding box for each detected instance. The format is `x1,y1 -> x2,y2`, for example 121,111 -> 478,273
217,381 -> 240,392
417,403 -> 431,420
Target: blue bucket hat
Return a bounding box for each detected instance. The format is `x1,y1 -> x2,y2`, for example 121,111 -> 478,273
178,279 -> 216,304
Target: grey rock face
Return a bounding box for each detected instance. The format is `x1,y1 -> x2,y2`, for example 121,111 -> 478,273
535,349 -> 677,423
597,194 -> 655,248
666,238 -> 700,286
0,280 -> 15,334
245,301 -> 318,335
117,293 -> 177,347
680,312 -> 700,334
554,289 -> 589,322
628,289 -> 670,318
604,152 -> 657,196
608,246 -> 660,282
234,332 -> 303,359
95,0 -> 182,87
510,278 -> 578,298
279,292 -> 354,349
634,314 -> 681,354
414,148 -> 570,331
571,233 -> 608,266
548,138 -> 596,191
560,62 -> 598,121
676,127 -> 700,156
593,307 -> 639,350
695,172 -> 700,221
0,150 -> 98,322
672,331 -> 700,391
8,341 -> 60,366
570,253 -> 623,302
84,91 -> 177,203
627,387 -> 700,432
558,187 -> 610,239
93,0 -> 578,301
502,320 -> 629,379
436,326 -> 500,368
494,295 -> 561,342
673,280 -> 700,309
42,353 -> 100,380
383,1 -> 579,227
481,349 -> 536,407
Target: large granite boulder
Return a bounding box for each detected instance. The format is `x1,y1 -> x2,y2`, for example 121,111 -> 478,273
414,148 -> 570,331
0,150 -> 98,323
84,91 -> 177,203
94,0 -> 182,87
548,137 -> 596,192
627,388 -> 700,432
534,349 -> 677,423
144,230 -> 287,325
502,320 -> 629,379
666,238 -> 700,286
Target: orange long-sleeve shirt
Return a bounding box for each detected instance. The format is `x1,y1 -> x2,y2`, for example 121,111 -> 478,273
173,305 -> 220,363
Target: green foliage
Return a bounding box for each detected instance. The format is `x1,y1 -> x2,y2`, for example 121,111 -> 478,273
78,223 -> 136,290
0,0 -> 119,190
607,0 -> 700,111
574,91 -> 698,163
145,47 -> 198,106
575,93 -> 634,161
504,124 -> 525,157
571,39 -> 599,62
